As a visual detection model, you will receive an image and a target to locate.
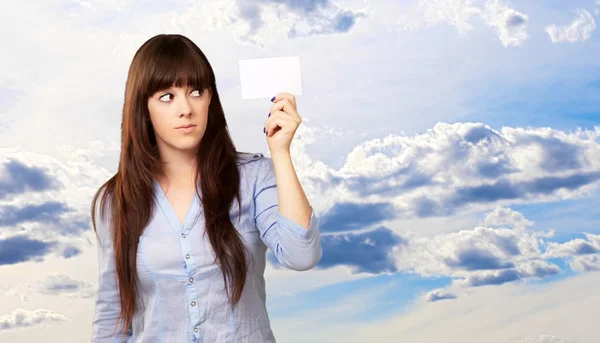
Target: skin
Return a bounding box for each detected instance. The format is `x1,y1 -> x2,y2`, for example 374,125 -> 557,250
147,85 -> 212,188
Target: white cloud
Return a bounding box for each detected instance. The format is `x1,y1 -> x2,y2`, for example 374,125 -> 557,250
542,233 -> 600,258
0,308 -> 68,331
425,288 -> 457,301
0,146 -> 112,210
393,207 -> 555,278
568,253 -> 600,272
270,123 -> 600,258
542,231 -> 600,273
395,0 -> 529,46
0,147 -> 113,267
266,204 -> 595,301
545,9 -> 596,43
4,275 -> 96,303
484,205 -> 534,229
234,0 -> 367,41
328,123 -> 600,219
480,0 -> 529,47
403,0 -> 483,34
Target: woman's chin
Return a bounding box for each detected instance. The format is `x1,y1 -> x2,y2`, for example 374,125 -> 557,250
172,140 -> 201,153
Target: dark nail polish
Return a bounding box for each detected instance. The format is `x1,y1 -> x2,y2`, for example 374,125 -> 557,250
263,127 -> 266,133
270,96 -> 275,102
268,112 -> 271,117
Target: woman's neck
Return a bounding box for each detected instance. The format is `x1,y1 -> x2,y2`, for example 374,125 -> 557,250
158,155 -> 198,188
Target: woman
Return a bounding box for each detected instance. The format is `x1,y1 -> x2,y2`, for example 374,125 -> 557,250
90,33 -> 322,342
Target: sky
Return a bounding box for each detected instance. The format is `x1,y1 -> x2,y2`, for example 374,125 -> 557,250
1,0 -> 600,342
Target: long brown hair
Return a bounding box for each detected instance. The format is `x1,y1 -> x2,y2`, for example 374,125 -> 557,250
90,34 -> 248,337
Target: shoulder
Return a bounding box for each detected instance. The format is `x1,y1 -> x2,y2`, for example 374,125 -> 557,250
235,151 -> 274,183
235,151 -> 265,166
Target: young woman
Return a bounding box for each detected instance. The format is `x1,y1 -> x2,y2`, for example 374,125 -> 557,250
90,33 -> 322,342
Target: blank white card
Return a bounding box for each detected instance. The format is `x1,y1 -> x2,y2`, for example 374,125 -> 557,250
238,56 -> 303,100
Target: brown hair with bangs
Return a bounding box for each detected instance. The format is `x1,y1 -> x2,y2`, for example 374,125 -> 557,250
90,33 -> 248,337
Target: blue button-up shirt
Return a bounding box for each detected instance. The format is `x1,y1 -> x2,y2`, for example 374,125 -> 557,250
91,152 -> 322,342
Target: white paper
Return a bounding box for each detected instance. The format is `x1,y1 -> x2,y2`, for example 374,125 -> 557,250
238,56 -> 303,100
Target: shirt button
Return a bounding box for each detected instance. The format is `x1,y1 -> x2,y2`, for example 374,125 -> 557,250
181,233 -> 186,238
185,254 -> 190,259
189,277 -> 194,283
191,301 -> 196,306
194,327 -> 198,333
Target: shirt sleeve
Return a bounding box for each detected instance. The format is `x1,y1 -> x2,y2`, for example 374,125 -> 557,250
253,156 -> 322,271
91,196 -> 132,342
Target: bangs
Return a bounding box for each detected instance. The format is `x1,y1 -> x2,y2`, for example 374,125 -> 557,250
144,40 -> 213,96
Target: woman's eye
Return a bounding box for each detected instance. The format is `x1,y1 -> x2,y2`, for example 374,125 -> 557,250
159,89 -> 202,102
159,94 -> 172,102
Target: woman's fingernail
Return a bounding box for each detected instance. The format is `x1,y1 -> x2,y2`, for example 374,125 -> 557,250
270,96 -> 275,102
263,127 -> 266,133
268,112 -> 271,117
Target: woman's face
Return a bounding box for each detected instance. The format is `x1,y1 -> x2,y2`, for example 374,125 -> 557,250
147,85 -> 212,156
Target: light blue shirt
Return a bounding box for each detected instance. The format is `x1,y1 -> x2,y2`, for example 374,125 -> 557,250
91,152 -> 322,342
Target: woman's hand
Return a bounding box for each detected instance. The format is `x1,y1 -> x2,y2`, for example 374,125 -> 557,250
264,92 -> 302,155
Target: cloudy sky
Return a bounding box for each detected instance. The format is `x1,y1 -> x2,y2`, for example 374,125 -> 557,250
1,0 -> 600,342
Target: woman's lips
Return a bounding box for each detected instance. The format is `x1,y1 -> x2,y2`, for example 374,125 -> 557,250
177,125 -> 196,133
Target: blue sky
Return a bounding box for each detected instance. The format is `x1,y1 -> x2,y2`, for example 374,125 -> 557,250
1,0 -> 600,342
